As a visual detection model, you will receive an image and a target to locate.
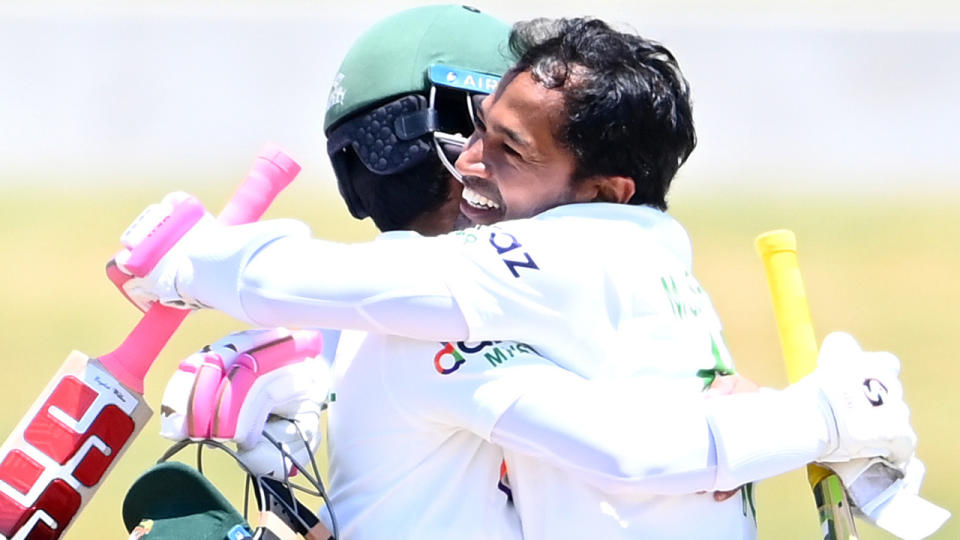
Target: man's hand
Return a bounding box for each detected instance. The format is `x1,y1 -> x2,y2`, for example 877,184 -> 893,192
110,192 -> 310,313
705,375 -> 759,399
705,375 -> 760,502
160,328 -> 330,478
805,332 -> 916,466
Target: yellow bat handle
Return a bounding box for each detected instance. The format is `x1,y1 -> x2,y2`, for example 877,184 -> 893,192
755,230 -> 858,540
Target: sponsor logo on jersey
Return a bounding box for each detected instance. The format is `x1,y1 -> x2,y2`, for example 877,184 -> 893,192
488,229 -> 539,278
660,271 -> 707,320
433,341 -> 543,375
454,230 -> 478,244
498,460 -> 514,503
863,378 -> 888,406
434,342 -> 467,374
453,227 -> 540,278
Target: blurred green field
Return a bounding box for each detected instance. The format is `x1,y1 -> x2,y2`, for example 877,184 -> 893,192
0,177 -> 956,539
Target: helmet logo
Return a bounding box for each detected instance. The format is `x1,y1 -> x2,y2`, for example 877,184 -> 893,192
128,519 -> 153,539
327,73 -> 346,111
429,64 -> 501,94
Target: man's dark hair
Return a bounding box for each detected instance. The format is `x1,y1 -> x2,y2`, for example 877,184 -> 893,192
509,18 -> 696,210
339,148 -> 452,232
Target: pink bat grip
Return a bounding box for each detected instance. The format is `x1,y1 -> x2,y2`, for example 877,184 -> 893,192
99,144 -> 301,393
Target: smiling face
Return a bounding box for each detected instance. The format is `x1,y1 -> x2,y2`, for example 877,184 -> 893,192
454,70 -> 600,225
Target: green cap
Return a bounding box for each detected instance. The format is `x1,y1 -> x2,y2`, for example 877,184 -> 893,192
324,4 -> 515,132
122,462 -> 253,540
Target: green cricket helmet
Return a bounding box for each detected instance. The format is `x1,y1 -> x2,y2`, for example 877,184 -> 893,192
124,438 -> 332,540
122,462 -> 253,540
324,4 -> 515,220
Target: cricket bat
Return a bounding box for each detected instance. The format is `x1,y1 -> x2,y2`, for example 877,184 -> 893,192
0,145 -> 301,540
755,230 -> 858,540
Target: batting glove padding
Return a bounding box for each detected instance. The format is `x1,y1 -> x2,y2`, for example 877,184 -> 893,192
809,332 -> 916,466
829,456 -> 950,539
160,328 -> 330,479
707,332 -> 918,492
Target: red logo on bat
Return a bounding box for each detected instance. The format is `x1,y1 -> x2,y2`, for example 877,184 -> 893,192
0,376 -> 135,539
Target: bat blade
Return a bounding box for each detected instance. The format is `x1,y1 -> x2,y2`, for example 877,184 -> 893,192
755,230 -> 858,540
0,352 -> 151,540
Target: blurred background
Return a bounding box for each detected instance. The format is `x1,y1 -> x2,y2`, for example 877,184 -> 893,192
0,0 -> 957,538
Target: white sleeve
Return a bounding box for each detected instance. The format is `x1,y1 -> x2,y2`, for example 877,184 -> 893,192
180,220 -> 595,343
183,234 -> 472,339
490,371 -> 834,494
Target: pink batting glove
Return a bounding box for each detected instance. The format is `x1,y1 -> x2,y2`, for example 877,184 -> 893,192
160,328 -> 330,478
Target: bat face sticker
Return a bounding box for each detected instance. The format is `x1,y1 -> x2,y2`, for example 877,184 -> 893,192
0,146 -> 298,540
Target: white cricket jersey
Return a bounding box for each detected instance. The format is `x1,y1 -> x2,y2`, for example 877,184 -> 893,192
434,204 -> 757,539
319,219 -> 763,539
183,202 -> 778,538
323,329 -> 535,540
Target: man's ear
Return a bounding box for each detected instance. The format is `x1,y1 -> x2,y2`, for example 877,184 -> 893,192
580,175 -> 634,204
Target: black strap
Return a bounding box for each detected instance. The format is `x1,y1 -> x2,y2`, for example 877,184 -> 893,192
254,477 -> 322,535
394,108 -> 438,140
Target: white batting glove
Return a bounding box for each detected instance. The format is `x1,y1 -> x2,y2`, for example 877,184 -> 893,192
830,456 -> 950,539
800,332 -> 917,466
160,328 -> 331,478
236,404 -> 325,479
110,192 -> 309,313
